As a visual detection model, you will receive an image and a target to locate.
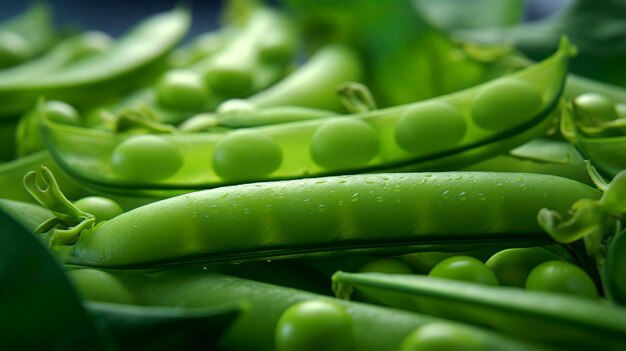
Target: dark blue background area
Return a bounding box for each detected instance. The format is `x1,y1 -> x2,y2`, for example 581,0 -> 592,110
0,1 -> 224,40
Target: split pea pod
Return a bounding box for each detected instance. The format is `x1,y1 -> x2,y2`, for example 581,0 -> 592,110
41,39 -> 570,191
27,169 -> 600,267
331,272 -> 626,350
0,7 -> 190,117
70,268 -> 548,351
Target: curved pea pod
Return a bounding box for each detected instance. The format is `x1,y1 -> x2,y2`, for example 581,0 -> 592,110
41,39 -> 571,192
561,98 -> 626,178
331,272 -> 626,351
463,138 -> 593,185
0,3 -> 57,69
90,269 -> 548,351
0,7 -> 190,117
26,169 -> 600,267
0,198 -> 53,233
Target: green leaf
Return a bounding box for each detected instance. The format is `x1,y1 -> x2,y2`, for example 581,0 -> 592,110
0,207 -> 113,350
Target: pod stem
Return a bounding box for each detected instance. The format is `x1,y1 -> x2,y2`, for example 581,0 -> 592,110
337,82 -> 377,114
23,166 -> 95,246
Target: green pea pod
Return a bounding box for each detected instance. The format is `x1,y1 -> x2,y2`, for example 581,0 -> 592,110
0,198 -> 53,233
83,269 -> 548,351
561,98 -> 626,178
0,3 -> 57,69
26,168 -> 600,267
113,2 -> 297,125
41,38 -> 571,192
0,7 -> 190,118
331,272 -> 626,350
463,138 -> 593,185
0,31 -> 113,84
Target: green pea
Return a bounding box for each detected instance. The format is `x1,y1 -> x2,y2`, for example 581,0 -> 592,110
485,248 -> 560,287
213,130 -> 282,181
111,135 -> 183,181
471,78 -> 543,131
73,196 -> 124,222
204,66 -> 253,98
573,93 -> 618,123
67,269 -> 134,304
275,300 -> 355,351
157,69 -> 209,111
398,323 -> 486,351
429,256 -> 499,286
395,102 -> 466,155
43,100 -> 81,125
525,260 -> 598,299
310,118 -> 379,170
359,258 -> 413,274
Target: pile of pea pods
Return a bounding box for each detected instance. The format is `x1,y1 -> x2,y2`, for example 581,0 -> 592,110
2,0 -> 626,350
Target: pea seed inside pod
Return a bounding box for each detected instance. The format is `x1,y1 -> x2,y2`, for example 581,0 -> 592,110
111,134 -> 183,182
212,129 -> 283,181
157,69 -> 210,111
310,118 -> 380,170
395,102 -> 466,155
470,78 -> 543,131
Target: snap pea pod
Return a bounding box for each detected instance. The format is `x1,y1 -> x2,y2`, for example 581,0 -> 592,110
0,198 -> 53,233
112,2 -> 296,125
0,3 -> 56,68
73,268 -> 548,351
27,168 -> 600,267
221,43 -> 364,112
0,7 -> 190,117
0,31 -> 113,83
462,138 -> 593,186
41,39 -> 570,191
332,272 -> 626,350
561,99 -> 626,178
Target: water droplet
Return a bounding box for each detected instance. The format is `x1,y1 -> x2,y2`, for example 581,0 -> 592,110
441,190 -> 451,200
315,179 -> 327,184
316,204 -> 326,212
266,260 -> 272,263
277,192 -> 286,197
337,200 -> 344,206
243,208 -> 251,215
329,189 -> 336,194
457,191 -> 467,201
133,224 -> 138,229
351,193 -> 360,202
476,193 -> 486,201
496,182 -> 503,187
393,185 -> 402,192
202,266 -> 208,270
265,204 -> 273,209
211,204 -> 218,209
303,198 -> 311,203
231,203 -> 238,207
337,179 -> 347,184
375,196 -> 384,203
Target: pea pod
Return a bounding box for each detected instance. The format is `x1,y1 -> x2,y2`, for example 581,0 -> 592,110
41,38 -> 571,192
72,268 -> 548,351
561,95 -> 626,178
331,272 -> 626,350
0,7 -> 190,117
27,167 -> 599,267
0,3 -> 56,68
463,138 -> 593,186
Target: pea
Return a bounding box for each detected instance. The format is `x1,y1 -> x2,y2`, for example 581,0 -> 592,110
204,66 -> 253,97
43,100 -> 81,125
525,260 -> 598,299
310,118 -> 380,170
274,300 -> 355,351
213,130 -> 282,181
395,102 -> 466,155
157,69 -> 209,111
359,258 -> 413,274
67,269 -> 134,305
573,93 -> 618,122
471,78 -> 543,131
398,323 -> 486,351
73,196 -> 124,222
485,248 -> 560,287
111,135 -> 183,181
429,256 -> 499,286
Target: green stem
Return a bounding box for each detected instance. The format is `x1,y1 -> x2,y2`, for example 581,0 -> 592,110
337,82 -> 377,113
